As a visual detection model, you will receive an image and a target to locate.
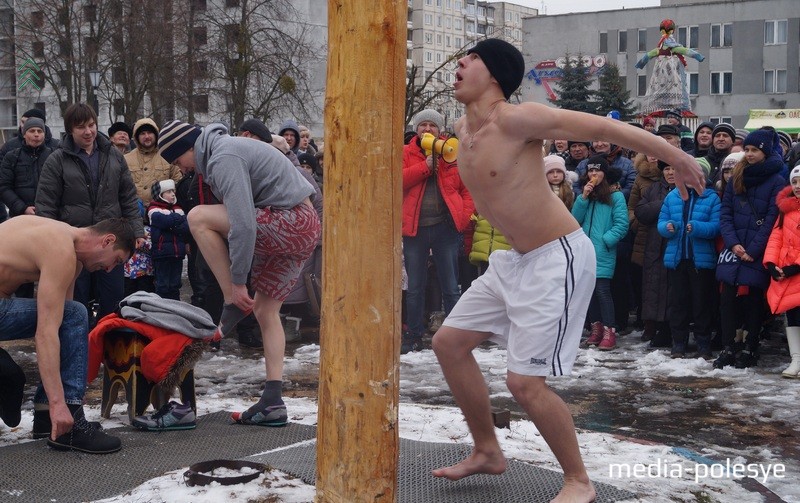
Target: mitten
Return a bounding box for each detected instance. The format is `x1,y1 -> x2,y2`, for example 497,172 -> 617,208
782,264 -> 800,277
766,262 -> 782,280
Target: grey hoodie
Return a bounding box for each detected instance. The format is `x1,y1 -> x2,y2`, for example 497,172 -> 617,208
193,123 -> 315,284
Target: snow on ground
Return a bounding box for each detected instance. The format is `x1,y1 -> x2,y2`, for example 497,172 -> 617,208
2,340 -> 799,502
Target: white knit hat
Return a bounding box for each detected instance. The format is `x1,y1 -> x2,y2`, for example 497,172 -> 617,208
544,155 -> 567,175
790,166 -> 800,182
412,109 -> 444,130
720,152 -> 744,172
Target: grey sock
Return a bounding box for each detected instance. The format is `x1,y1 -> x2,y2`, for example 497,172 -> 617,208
241,381 -> 284,420
218,303 -> 251,337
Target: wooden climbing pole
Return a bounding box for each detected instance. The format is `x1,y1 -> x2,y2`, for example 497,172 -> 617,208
315,1 -> 406,501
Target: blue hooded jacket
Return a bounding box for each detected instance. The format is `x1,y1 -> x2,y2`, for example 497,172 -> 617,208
657,187 -> 720,269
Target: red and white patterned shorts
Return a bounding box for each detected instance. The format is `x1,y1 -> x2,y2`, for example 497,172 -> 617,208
250,203 -> 321,301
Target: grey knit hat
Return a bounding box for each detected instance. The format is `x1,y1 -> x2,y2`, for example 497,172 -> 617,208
412,109 -> 444,131
22,117 -> 45,135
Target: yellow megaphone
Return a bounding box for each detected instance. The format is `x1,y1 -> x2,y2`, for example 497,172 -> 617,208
420,133 -> 459,163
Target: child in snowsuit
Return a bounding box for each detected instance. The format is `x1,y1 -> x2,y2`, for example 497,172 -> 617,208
147,179 -> 189,300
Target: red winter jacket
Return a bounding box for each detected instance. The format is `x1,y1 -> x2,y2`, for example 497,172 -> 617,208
402,136 -> 474,237
764,186 -> 800,314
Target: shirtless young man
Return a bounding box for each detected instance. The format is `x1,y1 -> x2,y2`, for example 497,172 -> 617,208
431,39 -> 705,502
0,216 -> 135,453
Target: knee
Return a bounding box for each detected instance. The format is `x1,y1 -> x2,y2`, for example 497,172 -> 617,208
187,207 -> 205,230
64,301 -> 89,327
506,373 -> 548,403
431,328 -> 468,358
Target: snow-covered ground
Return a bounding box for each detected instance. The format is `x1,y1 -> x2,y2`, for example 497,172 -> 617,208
1,334 -> 798,502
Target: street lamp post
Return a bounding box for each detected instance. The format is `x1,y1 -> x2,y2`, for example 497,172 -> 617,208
88,69 -> 100,114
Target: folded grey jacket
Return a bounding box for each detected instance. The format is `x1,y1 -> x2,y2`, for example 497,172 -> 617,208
119,292 -> 216,339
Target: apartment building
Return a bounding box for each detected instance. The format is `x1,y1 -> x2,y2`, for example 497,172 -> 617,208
521,0 -> 798,128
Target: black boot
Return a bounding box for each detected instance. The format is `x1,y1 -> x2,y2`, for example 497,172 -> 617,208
47,405 -> 121,454
33,407 -> 104,439
0,348 -> 26,427
734,349 -> 759,369
712,346 -> 737,369
400,331 -> 422,355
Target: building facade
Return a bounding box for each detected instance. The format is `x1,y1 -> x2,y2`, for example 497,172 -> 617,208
521,0 -> 798,128
407,0 -> 537,130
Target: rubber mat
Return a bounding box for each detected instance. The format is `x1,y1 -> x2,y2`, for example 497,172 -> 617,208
0,411 -> 635,502
251,439 -> 635,503
0,411 -> 316,503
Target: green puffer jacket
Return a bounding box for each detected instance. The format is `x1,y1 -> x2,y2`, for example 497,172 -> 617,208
469,215 -> 511,266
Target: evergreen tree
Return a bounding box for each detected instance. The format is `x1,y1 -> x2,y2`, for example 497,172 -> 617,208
550,53 -> 597,115
594,63 -> 636,120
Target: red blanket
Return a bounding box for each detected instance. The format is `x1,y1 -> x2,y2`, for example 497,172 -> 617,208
88,313 -> 197,385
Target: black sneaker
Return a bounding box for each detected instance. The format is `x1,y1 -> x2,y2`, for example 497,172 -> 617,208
33,409 -> 103,439
0,348 -> 26,427
237,329 -> 264,349
132,401 -> 196,431
734,350 -> 759,369
712,347 -> 737,369
47,407 -> 121,454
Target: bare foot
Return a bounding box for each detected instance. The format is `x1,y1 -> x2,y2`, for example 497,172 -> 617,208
431,450 -> 507,480
550,477 -> 596,503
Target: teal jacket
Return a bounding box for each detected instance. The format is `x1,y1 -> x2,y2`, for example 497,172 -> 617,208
572,190 -> 629,279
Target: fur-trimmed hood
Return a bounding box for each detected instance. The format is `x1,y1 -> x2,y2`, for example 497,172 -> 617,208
776,185 -> 800,214
634,153 -> 661,181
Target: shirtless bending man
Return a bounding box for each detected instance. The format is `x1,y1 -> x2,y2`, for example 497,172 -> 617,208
0,216 -> 135,453
431,39 -> 705,503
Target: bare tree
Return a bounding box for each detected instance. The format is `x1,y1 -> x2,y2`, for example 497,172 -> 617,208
100,1 -> 179,125
200,0 -> 324,129
1,0 -> 120,116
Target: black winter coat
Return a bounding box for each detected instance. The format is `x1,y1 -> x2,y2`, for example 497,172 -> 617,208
35,133 -> 144,236
0,143 -> 52,217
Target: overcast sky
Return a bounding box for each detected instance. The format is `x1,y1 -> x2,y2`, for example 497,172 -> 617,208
490,0 -> 661,16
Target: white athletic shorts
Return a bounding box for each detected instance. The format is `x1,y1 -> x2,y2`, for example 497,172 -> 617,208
442,229 -> 596,377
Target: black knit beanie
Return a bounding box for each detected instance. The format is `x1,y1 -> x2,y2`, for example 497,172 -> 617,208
467,38 -> 525,100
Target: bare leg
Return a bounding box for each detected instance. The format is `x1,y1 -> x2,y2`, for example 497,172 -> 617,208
507,372 -> 595,503
252,292 -> 285,381
187,205 -> 233,302
431,326 -> 507,479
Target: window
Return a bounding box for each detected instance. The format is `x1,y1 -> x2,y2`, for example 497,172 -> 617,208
455,0 -> 462,9
687,72 -> 698,95
32,40 -> 44,58
466,21 -> 475,33
678,25 -> 699,49
437,15 -> 441,27
618,30 -> 627,52
192,60 -> 208,79
599,32 -> 608,53
226,0 -> 240,6
424,13 -> 432,25
477,23 -> 486,35
638,29 -> 647,51
710,71 -> 732,94
425,51 -> 432,63
637,75 -> 646,97
34,102 -> 46,118
764,20 -> 787,45
31,11 -> 44,28
709,117 -> 732,126
446,35 -> 451,47
193,27 -> 207,46
436,34 -> 442,45
113,99 -> 125,117
224,24 -> 241,48
436,52 -> 442,63
454,19 -> 462,30
190,0 -> 206,11
425,32 -> 432,44
710,23 -> 732,47
764,69 -> 787,93
445,16 -> 451,29
83,4 -> 97,22
112,66 -> 124,84
455,36 -> 462,47
191,95 -> 208,114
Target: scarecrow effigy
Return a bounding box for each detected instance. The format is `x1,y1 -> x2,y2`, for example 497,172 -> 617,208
636,19 -> 705,114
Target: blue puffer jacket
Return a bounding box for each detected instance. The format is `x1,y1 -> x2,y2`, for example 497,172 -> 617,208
657,187 -> 720,269
717,154 -> 786,289
147,199 -> 189,260
572,190 -> 629,279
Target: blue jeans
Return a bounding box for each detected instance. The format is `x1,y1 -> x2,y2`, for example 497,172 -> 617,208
153,258 -> 184,301
587,278 -> 615,329
73,264 -> 124,321
403,221 -> 462,339
0,298 -> 89,405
